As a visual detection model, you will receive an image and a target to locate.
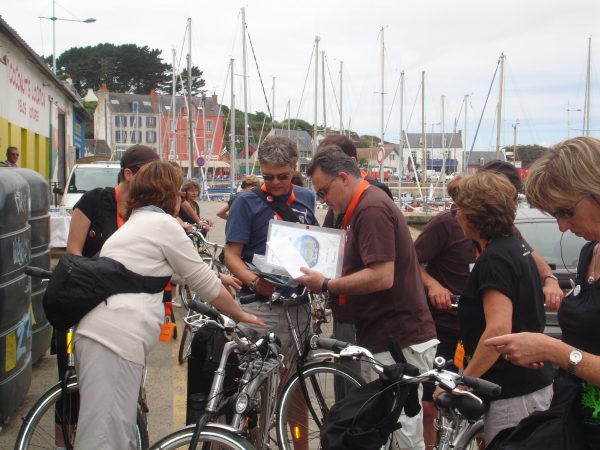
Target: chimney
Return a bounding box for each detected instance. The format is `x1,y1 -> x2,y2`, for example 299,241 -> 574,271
150,89 -> 158,103
212,93 -> 218,105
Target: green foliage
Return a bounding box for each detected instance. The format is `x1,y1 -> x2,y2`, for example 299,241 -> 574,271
82,101 -> 97,139
581,382 -> 600,418
157,65 -> 205,96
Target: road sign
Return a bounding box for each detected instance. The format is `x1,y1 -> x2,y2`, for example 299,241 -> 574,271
196,156 -> 205,167
376,146 -> 385,164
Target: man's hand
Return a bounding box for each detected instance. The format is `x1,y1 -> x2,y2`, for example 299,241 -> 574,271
294,267 -> 326,292
219,273 -> 242,292
427,284 -> 454,310
254,278 -> 276,297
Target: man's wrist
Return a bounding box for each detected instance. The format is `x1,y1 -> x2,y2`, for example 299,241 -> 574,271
321,278 -> 330,293
248,275 -> 261,292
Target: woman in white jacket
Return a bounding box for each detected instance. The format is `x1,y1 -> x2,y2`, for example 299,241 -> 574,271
73,160 -> 263,449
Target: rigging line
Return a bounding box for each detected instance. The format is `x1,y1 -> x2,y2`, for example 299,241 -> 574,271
467,57 -> 501,165
324,57 -> 342,126
210,62 -> 232,157
245,28 -> 274,128
505,64 -> 540,144
384,72 -> 402,137
405,79 -> 422,133
175,22 -> 190,77
294,43 -> 316,130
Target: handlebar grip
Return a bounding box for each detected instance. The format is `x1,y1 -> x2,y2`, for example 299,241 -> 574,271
460,375 -> 502,398
387,337 -> 407,364
315,337 -> 351,352
239,294 -> 258,305
24,266 -> 53,278
187,299 -> 220,321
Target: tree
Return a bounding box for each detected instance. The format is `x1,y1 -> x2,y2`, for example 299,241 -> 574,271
54,43 -> 171,94
157,65 -> 205,96
581,381 -> 600,419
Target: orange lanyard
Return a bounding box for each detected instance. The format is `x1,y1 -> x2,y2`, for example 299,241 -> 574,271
338,180 -> 370,305
261,183 -> 295,221
114,186 -> 125,228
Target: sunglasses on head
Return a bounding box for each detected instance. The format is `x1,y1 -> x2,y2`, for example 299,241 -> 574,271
262,173 -> 290,181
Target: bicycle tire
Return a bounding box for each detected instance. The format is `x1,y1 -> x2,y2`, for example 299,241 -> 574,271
454,419 -> 485,450
14,378 -> 148,450
246,378 -> 275,449
148,424 -> 255,450
178,324 -> 193,364
275,362 -> 366,450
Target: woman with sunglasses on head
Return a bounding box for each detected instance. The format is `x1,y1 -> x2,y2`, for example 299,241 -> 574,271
487,137 -> 600,448
445,171 -> 554,445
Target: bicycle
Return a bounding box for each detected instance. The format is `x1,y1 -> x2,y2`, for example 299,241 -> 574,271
149,299 -> 283,450
177,226 -> 229,364
14,266 -> 150,450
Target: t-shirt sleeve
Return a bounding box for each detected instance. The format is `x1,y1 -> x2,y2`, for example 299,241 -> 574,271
74,188 -> 100,221
225,194 -> 253,245
354,205 -> 397,266
475,254 -> 516,302
414,215 -> 449,263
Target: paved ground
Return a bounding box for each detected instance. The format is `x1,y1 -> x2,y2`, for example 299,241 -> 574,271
0,200 -> 423,448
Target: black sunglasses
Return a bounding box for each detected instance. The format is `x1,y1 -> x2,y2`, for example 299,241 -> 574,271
316,176 -> 338,199
262,172 -> 290,181
549,196 -> 587,219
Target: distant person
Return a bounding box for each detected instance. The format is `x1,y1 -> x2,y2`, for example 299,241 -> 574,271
179,179 -> 213,232
1,146 -> 19,167
291,170 -> 305,187
216,175 -> 260,220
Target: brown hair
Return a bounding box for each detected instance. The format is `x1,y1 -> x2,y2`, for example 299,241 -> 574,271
318,134 -> 357,158
241,175 -> 260,189
525,137 -> 600,214
448,171 -> 517,240
181,179 -> 200,193
126,161 -> 181,218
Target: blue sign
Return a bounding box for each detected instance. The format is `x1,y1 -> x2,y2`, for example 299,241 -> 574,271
196,156 -> 205,167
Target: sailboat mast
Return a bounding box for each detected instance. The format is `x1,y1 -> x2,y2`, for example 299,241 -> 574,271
322,51 -> 327,135
441,95 -> 446,192
271,76 -> 276,124
495,53 -> 505,160
242,8 -> 249,175
379,27 -> 385,182
398,70 -> 405,195
421,71 -> 426,184
583,36 -> 591,136
187,18 -> 193,179
287,100 -> 291,135
463,94 -> 468,173
170,48 -> 176,161
340,61 -> 344,134
230,58 -> 236,194
313,36 -> 320,152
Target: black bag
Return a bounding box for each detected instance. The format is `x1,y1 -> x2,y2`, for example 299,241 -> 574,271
43,253 -> 171,331
251,186 -> 301,223
487,374 -> 589,450
320,362 -> 421,450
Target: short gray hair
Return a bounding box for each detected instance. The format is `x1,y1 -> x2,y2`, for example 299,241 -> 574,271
258,136 -> 298,167
307,145 -> 361,178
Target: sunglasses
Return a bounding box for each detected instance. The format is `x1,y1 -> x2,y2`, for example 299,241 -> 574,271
262,172 -> 290,181
549,196 -> 587,219
450,203 -> 461,217
316,176 -> 338,200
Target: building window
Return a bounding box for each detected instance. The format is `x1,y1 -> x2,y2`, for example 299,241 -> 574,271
130,131 -> 137,143
205,120 -> 213,132
121,116 -> 127,128
168,119 -> 175,132
138,131 -> 142,143
411,151 -> 417,161
132,101 -> 139,113
115,131 -> 121,143
426,151 -> 431,160
205,139 -> 212,153
146,131 -> 156,143
146,116 -> 156,128
114,116 -> 120,128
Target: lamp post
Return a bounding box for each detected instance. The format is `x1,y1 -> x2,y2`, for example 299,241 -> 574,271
512,119 -> 520,163
39,0 -> 96,74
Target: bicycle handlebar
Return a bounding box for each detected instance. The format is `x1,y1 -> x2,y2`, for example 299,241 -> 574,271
460,375 -> 502,398
186,298 -> 222,322
24,266 -> 53,278
310,335 -> 352,352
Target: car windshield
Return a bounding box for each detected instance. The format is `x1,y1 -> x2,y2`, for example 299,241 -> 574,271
67,167 -> 120,193
516,221 -> 585,269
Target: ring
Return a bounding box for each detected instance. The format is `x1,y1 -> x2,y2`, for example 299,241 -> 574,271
503,353 -> 510,361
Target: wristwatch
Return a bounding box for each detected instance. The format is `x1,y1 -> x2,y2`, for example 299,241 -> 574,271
321,278 -> 330,293
567,348 -> 583,374
248,276 -> 261,293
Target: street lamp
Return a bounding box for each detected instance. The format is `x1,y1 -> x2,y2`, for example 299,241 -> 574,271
39,0 -> 96,74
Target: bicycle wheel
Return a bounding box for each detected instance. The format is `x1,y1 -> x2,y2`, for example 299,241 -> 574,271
178,323 -> 193,364
275,362 -> 365,450
178,284 -> 196,310
246,379 -> 276,449
148,424 -> 255,450
14,378 -> 148,450
454,420 -> 485,450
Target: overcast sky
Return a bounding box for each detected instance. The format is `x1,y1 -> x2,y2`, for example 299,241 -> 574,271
2,0 -> 599,149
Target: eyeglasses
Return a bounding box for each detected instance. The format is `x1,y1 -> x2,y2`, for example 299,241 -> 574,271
262,172 -> 291,181
316,176 -> 338,200
450,203 -> 461,217
549,196 -> 587,219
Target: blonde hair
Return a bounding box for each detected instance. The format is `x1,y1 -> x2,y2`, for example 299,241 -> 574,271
448,171 -> 517,240
525,137 -> 600,213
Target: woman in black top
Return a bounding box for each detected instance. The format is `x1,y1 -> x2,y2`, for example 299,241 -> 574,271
488,136 -> 600,448
447,171 -> 553,444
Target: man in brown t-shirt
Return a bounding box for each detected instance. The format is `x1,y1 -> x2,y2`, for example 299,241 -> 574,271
296,146 -> 437,450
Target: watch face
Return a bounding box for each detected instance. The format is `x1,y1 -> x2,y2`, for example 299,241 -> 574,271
570,350 -> 583,365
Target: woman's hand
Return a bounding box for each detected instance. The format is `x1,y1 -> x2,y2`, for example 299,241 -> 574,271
485,332 -> 554,369
219,273 -> 242,292
236,311 -> 265,327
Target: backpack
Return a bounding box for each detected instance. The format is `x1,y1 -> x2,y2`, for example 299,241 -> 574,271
43,253 -> 171,331
320,362 -> 421,450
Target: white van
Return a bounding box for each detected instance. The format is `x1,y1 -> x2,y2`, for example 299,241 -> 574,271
59,162 -> 121,211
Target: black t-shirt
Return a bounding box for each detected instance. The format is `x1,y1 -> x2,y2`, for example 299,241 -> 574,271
73,187 -> 118,257
459,235 -> 553,399
179,200 -> 200,224
559,240 -> 600,433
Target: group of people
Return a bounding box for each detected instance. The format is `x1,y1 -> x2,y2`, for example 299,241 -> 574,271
53,132 -> 600,449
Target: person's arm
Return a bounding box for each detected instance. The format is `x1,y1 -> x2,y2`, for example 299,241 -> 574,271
418,265 -> 453,309
485,332 -> 600,387
224,242 -> 276,297
296,261 -> 394,295
209,284 -> 263,326
175,216 -> 193,232
66,208 -> 91,255
181,200 -> 203,226
530,250 -> 563,311
216,204 -> 230,220
462,288 -> 513,378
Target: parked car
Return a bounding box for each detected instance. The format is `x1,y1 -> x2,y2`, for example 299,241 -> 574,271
514,207 -> 587,339
59,162 -> 121,211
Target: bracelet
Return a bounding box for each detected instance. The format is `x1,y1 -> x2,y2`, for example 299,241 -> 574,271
321,278 -> 330,293
248,275 -> 261,292
543,274 -> 558,283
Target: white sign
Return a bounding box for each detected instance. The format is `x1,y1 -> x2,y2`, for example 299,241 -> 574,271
377,146 -> 385,164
